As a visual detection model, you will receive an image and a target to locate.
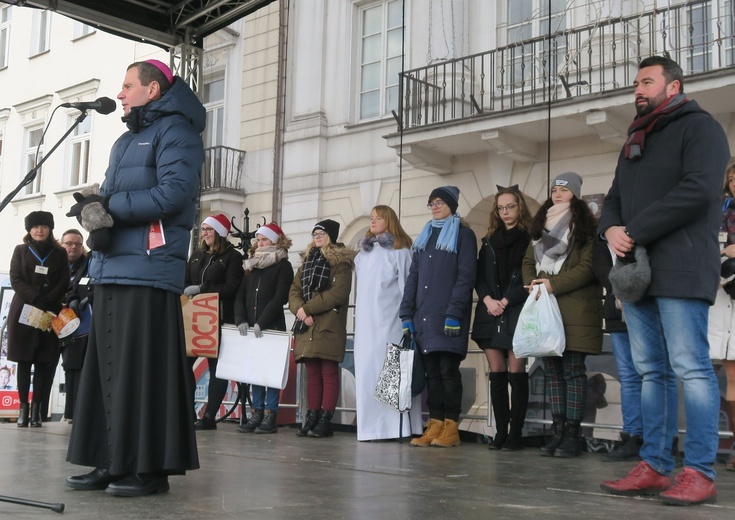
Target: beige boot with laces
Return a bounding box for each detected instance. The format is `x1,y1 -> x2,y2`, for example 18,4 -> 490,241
431,418 -> 460,448
410,418 -> 444,447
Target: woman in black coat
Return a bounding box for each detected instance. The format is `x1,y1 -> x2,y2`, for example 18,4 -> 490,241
471,186 -> 533,451
184,214 -> 244,430
7,211 -> 69,427
234,222 -> 293,434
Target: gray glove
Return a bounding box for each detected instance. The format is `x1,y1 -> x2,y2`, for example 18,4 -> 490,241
238,322 -> 249,336
253,323 -> 263,338
183,285 -> 201,298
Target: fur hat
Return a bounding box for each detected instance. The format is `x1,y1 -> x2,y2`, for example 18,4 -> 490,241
313,219 -> 340,244
25,211 -> 54,232
429,185 -> 460,214
609,245 -> 651,303
202,214 -> 231,238
256,222 -> 284,243
552,172 -> 582,199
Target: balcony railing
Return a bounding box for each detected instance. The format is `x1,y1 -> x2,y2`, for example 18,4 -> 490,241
202,145 -> 245,191
399,0 -> 735,130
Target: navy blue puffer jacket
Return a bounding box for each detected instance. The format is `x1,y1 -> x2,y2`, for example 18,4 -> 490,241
88,77 -> 206,294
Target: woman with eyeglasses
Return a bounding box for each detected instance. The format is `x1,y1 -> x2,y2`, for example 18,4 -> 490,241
7,211 -> 69,427
354,205 -> 423,441
522,172 -> 602,458
184,214 -> 244,430
471,186 -> 533,451
289,219 -> 355,438
400,186 -> 477,448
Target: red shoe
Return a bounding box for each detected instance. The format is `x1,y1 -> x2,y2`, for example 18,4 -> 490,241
658,467 -> 717,506
600,461 -> 673,496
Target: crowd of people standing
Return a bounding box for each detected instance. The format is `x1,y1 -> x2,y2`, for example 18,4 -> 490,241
3,55 -> 732,508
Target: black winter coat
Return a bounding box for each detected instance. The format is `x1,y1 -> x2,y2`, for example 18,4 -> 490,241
234,259 -> 293,332
184,244 -> 243,325
7,239 -> 69,363
471,232 -> 530,349
598,99 -> 730,304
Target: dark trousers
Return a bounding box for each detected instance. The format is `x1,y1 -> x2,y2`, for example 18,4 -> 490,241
16,361 -> 52,404
423,351 -> 463,422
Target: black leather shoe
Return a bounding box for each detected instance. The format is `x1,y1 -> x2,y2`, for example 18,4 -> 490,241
66,468 -> 122,490
105,473 -> 169,497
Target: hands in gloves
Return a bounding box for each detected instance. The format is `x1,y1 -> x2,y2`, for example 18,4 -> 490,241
183,285 -> 201,298
66,184 -> 113,251
253,324 -> 263,338
401,319 -> 415,336
238,322 -> 249,336
444,317 -> 461,337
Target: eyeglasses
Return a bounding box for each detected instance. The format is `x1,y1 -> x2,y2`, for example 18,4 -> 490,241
200,227 -> 215,234
311,231 -> 327,239
427,200 -> 445,210
496,204 -> 518,213
61,241 -> 83,248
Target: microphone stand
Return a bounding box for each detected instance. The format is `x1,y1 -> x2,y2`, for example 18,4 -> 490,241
0,110 -> 89,215
0,110 -> 85,515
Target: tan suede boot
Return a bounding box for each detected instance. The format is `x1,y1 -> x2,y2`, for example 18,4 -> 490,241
410,418 -> 444,447
431,419 -> 460,448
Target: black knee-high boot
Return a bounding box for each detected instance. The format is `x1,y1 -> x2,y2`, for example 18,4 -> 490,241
503,372 -> 529,451
488,372 -> 510,450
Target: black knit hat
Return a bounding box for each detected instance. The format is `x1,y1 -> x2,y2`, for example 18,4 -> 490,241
313,219 -> 340,244
429,185 -> 460,214
24,211 -> 54,232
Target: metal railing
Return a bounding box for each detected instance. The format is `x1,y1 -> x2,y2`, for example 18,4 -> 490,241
201,145 -> 245,191
399,0 -> 735,129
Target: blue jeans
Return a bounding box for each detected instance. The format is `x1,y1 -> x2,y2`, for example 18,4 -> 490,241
624,297 -> 719,480
610,332 -> 643,437
250,384 -> 280,412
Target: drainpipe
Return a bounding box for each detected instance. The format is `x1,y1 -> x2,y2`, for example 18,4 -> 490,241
271,0 -> 289,224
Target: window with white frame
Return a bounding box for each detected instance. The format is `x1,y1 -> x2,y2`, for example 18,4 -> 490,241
0,5 -> 11,69
30,9 -> 51,56
505,0 -> 566,87
358,0 -> 403,121
24,127 -> 44,195
68,116 -> 91,187
72,20 -> 94,40
202,78 -> 225,148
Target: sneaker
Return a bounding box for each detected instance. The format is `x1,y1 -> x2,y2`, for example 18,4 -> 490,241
602,432 -> 642,462
600,461 -> 673,496
658,467 -> 717,506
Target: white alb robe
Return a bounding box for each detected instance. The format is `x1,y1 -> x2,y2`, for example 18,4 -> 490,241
354,243 -> 423,441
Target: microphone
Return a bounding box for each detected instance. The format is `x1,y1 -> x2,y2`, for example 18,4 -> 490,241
60,97 -> 117,115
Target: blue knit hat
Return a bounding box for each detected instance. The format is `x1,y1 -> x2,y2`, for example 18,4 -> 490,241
429,186 -> 460,214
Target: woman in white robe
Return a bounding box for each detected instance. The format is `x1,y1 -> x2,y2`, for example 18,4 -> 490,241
354,205 -> 423,441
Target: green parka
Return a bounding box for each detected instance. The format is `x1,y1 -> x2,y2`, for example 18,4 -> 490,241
522,238 -> 603,355
289,244 -> 356,363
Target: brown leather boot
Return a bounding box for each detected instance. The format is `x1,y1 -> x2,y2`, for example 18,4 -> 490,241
410,418 -> 444,447
431,418 -> 460,448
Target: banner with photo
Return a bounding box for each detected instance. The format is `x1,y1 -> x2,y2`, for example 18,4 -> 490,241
0,287 -> 21,417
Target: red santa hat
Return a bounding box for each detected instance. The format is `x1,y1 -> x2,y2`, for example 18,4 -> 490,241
202,214 -> 231,238
255,222 -> 284,243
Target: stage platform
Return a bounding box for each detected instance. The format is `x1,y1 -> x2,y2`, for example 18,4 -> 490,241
1,420 -> 735,519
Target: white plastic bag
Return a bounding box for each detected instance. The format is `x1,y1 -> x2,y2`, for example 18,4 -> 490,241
512,284 -> 565,358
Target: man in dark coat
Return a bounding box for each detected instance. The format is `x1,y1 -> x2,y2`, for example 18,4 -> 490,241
59,229 -> 93,423
598,56 -> 730,506
400,186 -> 477,448
65,59 -> 203,496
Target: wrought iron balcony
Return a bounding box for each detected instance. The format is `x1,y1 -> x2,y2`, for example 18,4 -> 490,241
399,0 -> 735,130
202,145 -> 245,192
